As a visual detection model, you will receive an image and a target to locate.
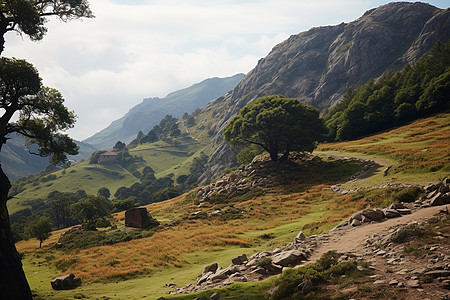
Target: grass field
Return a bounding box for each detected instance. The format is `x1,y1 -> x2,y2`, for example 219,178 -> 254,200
15,113 -> 450,299
9,136 -> 206,215
317,112 -> 450,189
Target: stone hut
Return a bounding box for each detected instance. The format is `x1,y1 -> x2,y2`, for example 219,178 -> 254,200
125,207 -> 159,229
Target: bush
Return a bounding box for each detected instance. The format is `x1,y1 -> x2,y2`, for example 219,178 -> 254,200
393,186 -> 424,203
271,251 -> 368,300
257,257 -> 272,268
390,223 -> 430,243
58,229 -> 147,249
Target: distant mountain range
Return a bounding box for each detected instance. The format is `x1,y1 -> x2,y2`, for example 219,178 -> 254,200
1,74 -> 243,179
0,135 -> 96,180
83,74 -> 244,150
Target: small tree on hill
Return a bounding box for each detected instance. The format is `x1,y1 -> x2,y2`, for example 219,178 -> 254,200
26,216 -> 52,248
97,187 -> 111,199
224,95 -> 327,161
70,195 -> 112,230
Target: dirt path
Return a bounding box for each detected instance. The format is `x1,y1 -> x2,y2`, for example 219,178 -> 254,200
308,204 -> 450,263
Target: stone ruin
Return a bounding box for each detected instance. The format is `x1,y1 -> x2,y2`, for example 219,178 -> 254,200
125,207 -> 159,229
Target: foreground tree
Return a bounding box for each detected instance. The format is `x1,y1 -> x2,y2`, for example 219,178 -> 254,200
0,0 -> 94,53
224,95 -> 327,161
0,58 -> 78,298
26,216 -> 52,248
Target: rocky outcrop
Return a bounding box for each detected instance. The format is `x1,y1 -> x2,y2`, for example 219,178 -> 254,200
50,273 -> 82,290
197,153 -> 323,204
199,2 -> 449,183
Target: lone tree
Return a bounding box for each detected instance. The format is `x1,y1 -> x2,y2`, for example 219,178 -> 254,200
224,95 -> 327,161
0,0 -> 94,53
70,195 -> 112,230
26,216 -> 52,248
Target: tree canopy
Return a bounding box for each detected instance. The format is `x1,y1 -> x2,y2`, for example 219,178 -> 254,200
0,57 -> 78,162
0,0 -> 94,53
323,40 -> 450,141
70,195 -> 112,229
26,215 -> 52,248
224,95 -> 327,161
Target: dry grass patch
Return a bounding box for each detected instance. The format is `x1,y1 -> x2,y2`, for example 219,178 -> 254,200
318,113 -> 450,177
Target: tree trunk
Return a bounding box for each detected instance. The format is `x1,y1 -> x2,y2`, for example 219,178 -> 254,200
0,165 -> 32,299
279,145 -> 290,161
269,151 -> 279,161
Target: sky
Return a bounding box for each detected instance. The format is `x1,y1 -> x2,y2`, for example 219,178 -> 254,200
3,0 -> 448,141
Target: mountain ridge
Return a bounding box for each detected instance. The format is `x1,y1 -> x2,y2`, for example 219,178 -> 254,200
83,74 -> 244,149
198,1 -> 449,182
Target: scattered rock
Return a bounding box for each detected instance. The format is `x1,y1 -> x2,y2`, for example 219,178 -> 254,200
231,254 -> 248,265
389,280 -> 399,286
406,279 -> 420,288
294,231 -> 306,243
373,280 -> 386,284
272,250 -> 305,267
50,273 -> 82,290
209,292 -> 220,300
203,263 -> 218,275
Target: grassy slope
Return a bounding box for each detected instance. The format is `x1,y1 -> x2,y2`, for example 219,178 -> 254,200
16,113 -> 450,299
9,137 -> 206,215
316,112 -> 450,189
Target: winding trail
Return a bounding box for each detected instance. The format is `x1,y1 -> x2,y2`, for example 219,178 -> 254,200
308,204 -> 449,263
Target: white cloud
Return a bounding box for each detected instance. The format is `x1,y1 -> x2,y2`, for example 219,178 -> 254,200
2,0 -> 447,140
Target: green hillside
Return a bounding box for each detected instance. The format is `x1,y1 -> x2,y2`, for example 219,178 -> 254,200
15,112 -> 450,300
9,135 -> 207,215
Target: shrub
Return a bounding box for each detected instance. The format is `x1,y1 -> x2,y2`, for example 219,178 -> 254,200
257,257 -> 272,268
390,223 -> 430,243
393,186 -> 424,203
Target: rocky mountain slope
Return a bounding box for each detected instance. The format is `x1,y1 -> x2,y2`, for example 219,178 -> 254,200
83,74 -> 244,149
198,2 -> 450,182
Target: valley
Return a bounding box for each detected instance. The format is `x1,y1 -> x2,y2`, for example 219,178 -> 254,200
1,2 -> 448,299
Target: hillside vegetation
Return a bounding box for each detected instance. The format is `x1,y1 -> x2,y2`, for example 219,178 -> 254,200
15,112 -> 449,299
324,40 -> 450,141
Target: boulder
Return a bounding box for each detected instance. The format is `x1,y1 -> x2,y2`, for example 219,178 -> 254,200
209,270 -> 228,281
361,209 -> 385,221
197,271 -> 213,285
423,270 -> 450,278
231,254 -> 248,265
383,209 -> 402,218
50,273 -> 82,290
389,202 -> 407,209
396,208 -> 412,215
424,183 -> 437,193
351,219 -> 362,226
430,192 -> 450,206
203,263 -> 218,275
272,250 -> 305,267
294,231 -> 306,243
349,211 -> 363,222
125,207 -> 159,228
58,225 -> 83,243
263,263 -> 283,275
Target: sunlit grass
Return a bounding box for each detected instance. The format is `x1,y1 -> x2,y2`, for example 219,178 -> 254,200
317,112 -> 450,188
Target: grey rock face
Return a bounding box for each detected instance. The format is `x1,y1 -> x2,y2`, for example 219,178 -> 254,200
200,3 -> 449,182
